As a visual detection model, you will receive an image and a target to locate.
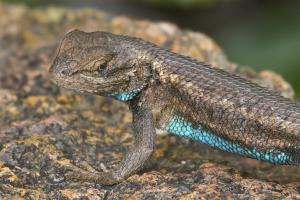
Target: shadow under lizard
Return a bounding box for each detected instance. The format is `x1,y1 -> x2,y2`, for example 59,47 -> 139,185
49,29 -> 300,185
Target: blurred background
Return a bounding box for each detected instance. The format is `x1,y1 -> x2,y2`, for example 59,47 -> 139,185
1,0 -> 300,99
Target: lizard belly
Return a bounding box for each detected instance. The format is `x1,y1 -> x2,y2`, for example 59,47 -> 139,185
166,115 -> 291,164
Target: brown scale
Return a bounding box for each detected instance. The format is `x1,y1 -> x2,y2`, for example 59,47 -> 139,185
51,30 -> 300,185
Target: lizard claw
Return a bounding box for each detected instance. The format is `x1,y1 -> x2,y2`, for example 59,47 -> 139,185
63,162 -> 121,185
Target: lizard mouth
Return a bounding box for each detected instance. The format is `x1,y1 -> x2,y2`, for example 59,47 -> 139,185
78,73 -> 128,88
59,68 -> 130,94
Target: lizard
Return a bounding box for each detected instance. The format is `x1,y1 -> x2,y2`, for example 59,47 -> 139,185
49,29 -> 300,185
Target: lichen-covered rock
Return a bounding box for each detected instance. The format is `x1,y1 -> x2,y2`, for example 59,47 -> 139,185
0,3 -> 299,199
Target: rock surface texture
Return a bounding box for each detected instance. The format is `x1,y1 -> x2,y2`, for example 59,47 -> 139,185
0,3 -> 300,200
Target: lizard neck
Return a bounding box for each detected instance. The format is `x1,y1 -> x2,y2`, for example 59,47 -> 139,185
106,88 -> 143,102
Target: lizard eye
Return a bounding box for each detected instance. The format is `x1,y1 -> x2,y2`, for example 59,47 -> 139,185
93,59 -> 107,73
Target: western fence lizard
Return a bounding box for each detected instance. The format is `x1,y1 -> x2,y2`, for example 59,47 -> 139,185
49,29 -> 300,185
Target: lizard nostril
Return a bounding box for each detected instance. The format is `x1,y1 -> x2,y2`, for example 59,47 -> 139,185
53,66 -> 70,76
60,69 -> 68,75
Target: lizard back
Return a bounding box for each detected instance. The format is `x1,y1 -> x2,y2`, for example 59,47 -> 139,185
150,47 -> 300,164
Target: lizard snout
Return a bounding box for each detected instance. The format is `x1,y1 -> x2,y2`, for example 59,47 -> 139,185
49,59 -> 79,78
49,64 -> 68,77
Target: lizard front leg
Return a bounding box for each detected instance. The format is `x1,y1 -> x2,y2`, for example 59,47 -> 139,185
64,101 -> 155,185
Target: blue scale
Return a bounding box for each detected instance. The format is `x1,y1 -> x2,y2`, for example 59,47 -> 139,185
108,89 -> 142,101
166,115 -> 290,164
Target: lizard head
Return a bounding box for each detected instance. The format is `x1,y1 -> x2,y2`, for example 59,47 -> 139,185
49,29 -> 151,100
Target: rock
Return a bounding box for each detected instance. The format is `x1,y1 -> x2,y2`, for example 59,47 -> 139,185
0,3 -> 299,199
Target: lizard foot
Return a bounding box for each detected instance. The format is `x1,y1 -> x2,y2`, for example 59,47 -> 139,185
63,162 -> 121,185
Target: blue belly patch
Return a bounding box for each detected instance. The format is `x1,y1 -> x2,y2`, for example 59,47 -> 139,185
166,116 -> 291,164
